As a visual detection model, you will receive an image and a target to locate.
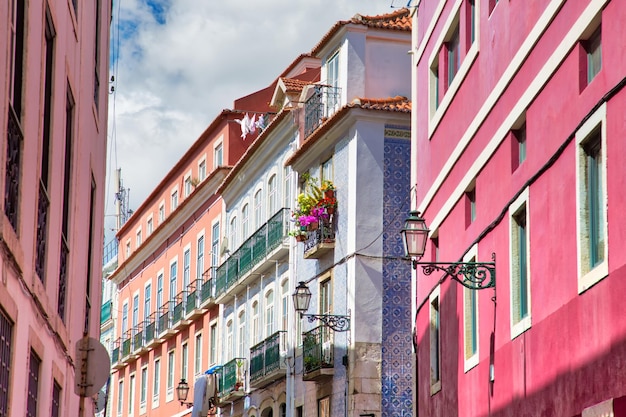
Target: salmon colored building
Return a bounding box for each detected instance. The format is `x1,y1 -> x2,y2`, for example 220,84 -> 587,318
410,0 -> 626,415
107,86 -> 275,417
0,0 -> 111,415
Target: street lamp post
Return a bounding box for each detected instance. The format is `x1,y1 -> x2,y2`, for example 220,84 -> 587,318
292,281 -> 350,332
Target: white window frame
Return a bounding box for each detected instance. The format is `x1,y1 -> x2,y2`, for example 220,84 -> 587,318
251,298 -> 260,346
152,357 -> 160,408
241,202 -> 250,241
140,365 -> 148,413
214,141 -> 223,168
181,341 -> 188,383
237,307 -> 246,358
197,230 -> 205,280
265,289 -> 274,338
576,103 -> 608,293
171,187 -> 179,212
210,320 -> 218,365
463,246 -> 479,372
117,378 -> 124,416
146,215 -> 153,236
128,373 -> 135,416
169,257 -> 178,304
428,0 -> 480,136
194,331 -> 203,376
166,349 -> 175,401
254,188 -> 263,230
135,227 -> 142,248
198,156 -> 207,181
183,244 -> 191,291
158,201 -> 165,223
226,317 -> 234,361
509,187 -> 531,339
184,172 -> 193,197
268,173 -> 278,217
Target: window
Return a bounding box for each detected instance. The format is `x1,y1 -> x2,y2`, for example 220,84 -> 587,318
254,190 -> 263,229
195,333 -> 203,375
466,187 -> 476,227
199,159 -> 206,181
183,248 -> 191,290
184,176 -> 192,197
320,279 -> 332,344
284,167 -> 292,209
241,204 -> 249,240
214,143 -> 223,167
158,203 -> 165,223
431,60 -> 440,111
446,25 -> 460,87
510,190 -> 531,338
169,261 -> 177,304
576,104 -> 608,292
238,310 -> 246,357
128,373 -> 135,415
489,0 -> 499,14
147,217 -> 153,235
211,223 -> 220,268
197,235 -> 205,280
430,287 -> 441,393
226,319 -> 234,360
153,357 -> 160,404
321,158 -> 333,183
157,272 -> 164,311
51,381 -> 61,417
132,294 -> 139,335
122,302 -> 128,334
268,175 -> 277,216
144,284 -> 152,322
125,240 -> 131,257
27,350 -> 41,417
318,397 -> 330,417
0,309 -> 13,417
468,0 -> 476,45
136,228 -> 142,247
181,342 -> 188,382
281,280 -> 289,332
210,323 -> 217,364
140,366 -> 148,410
229,216 -> 238,251
326,51 -> 340,113
584,26 -> 602,85
463,249 -> 479,371
252,301 -> 260,345
117,379 -> 124,416
167,350 -> 175,398
512,123 -> 527,171
265,290 -> 274,338
171,190 -> 178,211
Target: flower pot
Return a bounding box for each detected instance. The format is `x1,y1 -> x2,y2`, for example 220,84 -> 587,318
326,207 -> 335,215
300,225 -> 307,232
324,190 -> 335,199
295,234 -> 306,242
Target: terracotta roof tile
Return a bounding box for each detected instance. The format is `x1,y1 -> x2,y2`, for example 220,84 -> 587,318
348,96 -> 411,112
312,8 -> 411,56
281,77 -> 313,94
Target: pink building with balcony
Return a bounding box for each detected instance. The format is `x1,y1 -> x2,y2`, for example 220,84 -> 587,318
411,0 -> 626,416
0,0 -> 111,415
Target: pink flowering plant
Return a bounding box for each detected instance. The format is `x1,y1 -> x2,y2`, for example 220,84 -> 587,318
290,174 -> 335,235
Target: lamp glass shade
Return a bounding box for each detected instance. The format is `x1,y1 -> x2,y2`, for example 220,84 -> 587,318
176,379 -> 190,402
401,211 -> 430,259
292,281 -> 312,313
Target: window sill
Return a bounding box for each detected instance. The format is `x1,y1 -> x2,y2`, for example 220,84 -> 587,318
578,261 -> 608,294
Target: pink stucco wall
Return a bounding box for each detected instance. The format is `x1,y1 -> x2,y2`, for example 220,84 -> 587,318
0,0 -> 111,415
413,0 -> 626,416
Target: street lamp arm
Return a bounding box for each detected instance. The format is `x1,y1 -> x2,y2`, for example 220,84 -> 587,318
302,313 -> 350,332
413,258 -> 496,290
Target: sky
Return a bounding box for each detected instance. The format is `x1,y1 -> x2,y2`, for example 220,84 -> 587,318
104,0 -> 407,238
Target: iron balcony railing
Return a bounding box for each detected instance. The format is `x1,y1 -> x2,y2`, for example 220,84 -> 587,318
133,322 -> 145,352
219,358 -> 246,396
121,330 -> 132,358
302,326 -> 334,375
172,291 -> 187,325
144,313 -> 157,344
200,269 -> 215,305
185,279 -> 201,315
303,218 -> 335,253
111,339 -> 120,365
215,208 -> 290,298
5,105 -> 22,233
100,300 -> 112,324
250,331 -> 287,384
158,301 -> 173,335
304,85 -> 341,138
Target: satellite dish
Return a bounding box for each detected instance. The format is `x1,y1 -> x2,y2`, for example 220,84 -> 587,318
219,237 -> 229,257
74,336 -> 111,398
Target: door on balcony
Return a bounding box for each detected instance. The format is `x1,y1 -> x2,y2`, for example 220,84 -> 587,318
319,278 -> 332,355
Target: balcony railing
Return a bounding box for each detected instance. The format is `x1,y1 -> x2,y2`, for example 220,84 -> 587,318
200,271 -> 215,306
302,326 -> 334,379
250,331 -> 287,386
219,358 -> 246,398
121,331 -> 132,358
304,85 -> 341,137
133,322 -> 145,353
100,300 -> 112,324
5,105 -> 23,232
158,301 -> 174,338
144,313 -> 157,345
215,209 -> 290,298
172,291 -> 187,325
303,218 -> 335,259
111,339 -> 121,366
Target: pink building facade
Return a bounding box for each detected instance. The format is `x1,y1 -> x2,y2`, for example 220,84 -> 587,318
0,0 -> 111,416
411,0 -> 626,416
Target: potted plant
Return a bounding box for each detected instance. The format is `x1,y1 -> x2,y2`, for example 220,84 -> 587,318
320,180 -> 336,198
288,229 -> 307,242
234,360 -> 245,391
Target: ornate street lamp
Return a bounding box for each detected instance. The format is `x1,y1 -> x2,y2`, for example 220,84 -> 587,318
293,281 -> 350,332
176,378 -> 193,408
400,211 -> 496,290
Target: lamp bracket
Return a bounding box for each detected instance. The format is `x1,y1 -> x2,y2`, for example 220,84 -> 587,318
414,253 -> 496,290
302,313 -> 350,332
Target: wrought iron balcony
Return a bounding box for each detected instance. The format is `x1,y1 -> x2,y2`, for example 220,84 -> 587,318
100,300 -> 112,324
217,358 -> 246,404
215,208 -> 290,299
200,270 -> 215,307
184,279 -> 206,320
302,326 -> 334,380
132,322 -> 146,355
172,291 -> 188,327
144,313 -> 158,348
121,330 -> 132,358
304,85 -> 341,138
249,331 -> 287,388
303,218 -> 335,259
5,105 -> 22,233
111,338 -> 121,369
157,301 -> 176,339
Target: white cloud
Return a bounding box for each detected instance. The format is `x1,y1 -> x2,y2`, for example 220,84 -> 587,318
105,0 -> 399,236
